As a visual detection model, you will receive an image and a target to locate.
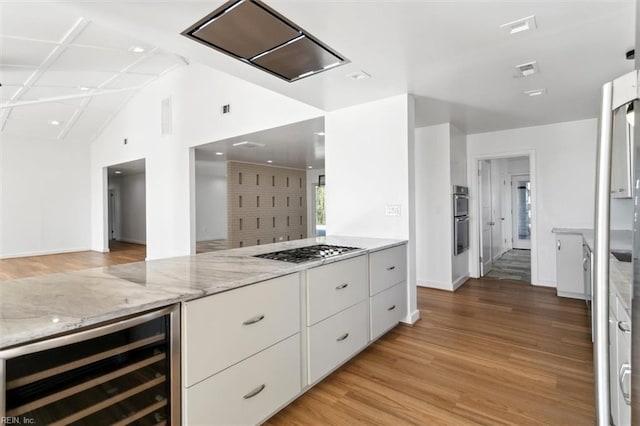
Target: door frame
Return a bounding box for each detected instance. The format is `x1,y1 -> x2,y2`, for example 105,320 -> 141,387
478,160 -> 493,276
468,151 -> 538,284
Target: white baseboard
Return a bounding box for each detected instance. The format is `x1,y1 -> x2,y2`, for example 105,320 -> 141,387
401,309 -> 421,325
452,274 -> 470,291
0,247 -> 92,259
532,279 -> 556,288
417,280 -> 453,291
117,238 -> 146,245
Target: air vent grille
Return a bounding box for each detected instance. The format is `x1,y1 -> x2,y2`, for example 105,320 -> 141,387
182,0 -> 348,82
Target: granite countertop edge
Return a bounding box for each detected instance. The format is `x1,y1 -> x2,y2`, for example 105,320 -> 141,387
0,236 -> 406,350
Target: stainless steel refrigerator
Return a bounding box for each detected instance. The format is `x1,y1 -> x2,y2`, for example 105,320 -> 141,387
594,70 -> 638,425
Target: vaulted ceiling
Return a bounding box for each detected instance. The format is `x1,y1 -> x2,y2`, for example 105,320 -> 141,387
0,3 -> 185,142
0,0 -> 636,143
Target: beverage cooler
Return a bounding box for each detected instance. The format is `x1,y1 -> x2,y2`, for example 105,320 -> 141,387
0,305 -> 180,425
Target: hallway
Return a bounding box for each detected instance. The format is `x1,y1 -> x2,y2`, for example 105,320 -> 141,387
486,249 -> 532,283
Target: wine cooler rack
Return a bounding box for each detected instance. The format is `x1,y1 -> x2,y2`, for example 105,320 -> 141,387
0,305 -> 180,425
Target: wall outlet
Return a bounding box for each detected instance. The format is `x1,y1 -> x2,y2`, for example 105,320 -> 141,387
385,205 -> 401,217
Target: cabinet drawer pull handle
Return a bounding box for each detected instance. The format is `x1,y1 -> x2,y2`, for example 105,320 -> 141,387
619,363 -> 632,405
387,266 -> 396,271
336,333 -> 349,342
242,314 -> 265,326
336,283 -> 349,290
243,384 -> 266,399
618,321 -> 631,334
387,305 -> 396,311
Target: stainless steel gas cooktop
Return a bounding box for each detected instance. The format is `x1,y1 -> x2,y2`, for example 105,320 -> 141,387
254,244 -> 361,263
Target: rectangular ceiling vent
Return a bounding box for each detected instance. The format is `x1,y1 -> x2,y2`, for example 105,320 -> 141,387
181,0 -> 349,82
514,61 -> 540,78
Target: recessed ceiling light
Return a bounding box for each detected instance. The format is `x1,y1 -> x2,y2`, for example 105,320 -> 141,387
347,71 -> 371,80
308,166 -> 313,169
314,131 -> 325,136
514,61 -> 539,78
524,88 -> 546,97
78,86 -> 90,91
232,141 -> 266,148
267,160 -> 273,163
128,46 -> 146,53
215,152 -> 224,156
114,170 -> 122,174
48,119 -> 61,126
500,15 -> 537,35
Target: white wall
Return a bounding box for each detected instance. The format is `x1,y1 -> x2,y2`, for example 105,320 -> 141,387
1,135 -> 91,258
326,94 -> 418,324
306,168 -> 324,237
415,124 -> 452,288
91,63 -> 323,259
467,118 -> 598,286
110,172 -> 146,245
195,160 -> 227,241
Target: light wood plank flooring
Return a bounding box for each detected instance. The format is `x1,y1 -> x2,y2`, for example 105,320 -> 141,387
0,241 -> 146,281
0,249 -> 593,424
266,279 -> 594,425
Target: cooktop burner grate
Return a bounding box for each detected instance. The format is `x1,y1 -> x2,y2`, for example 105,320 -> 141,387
254,244 -> 361,263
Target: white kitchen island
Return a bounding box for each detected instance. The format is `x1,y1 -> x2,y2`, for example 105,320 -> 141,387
0,236 -> 408,425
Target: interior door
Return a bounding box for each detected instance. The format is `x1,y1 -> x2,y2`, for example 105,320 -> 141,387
511,175 -> 531,250
479,160 -> 493,275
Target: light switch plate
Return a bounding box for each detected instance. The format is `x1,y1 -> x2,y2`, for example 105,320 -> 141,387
385,205 -> 401,216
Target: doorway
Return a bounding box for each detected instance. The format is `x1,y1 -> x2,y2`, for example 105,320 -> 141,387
106,159 -> 147,256
313,181 -> 326,237
511,174 -> 531,250
476,156 -> 533,283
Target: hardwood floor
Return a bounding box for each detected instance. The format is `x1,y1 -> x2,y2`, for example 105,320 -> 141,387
0,241 -> 146,281
266,278 -> 594,425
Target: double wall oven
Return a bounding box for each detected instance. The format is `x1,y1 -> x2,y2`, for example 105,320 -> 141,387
453,185 -> 469,256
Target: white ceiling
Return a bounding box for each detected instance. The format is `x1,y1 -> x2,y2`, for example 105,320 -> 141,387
59,0 -> 636,134
196,117 -> 325,170
108,158 -> 146,177
0,1 -> 635,141
0,3 -> 185,142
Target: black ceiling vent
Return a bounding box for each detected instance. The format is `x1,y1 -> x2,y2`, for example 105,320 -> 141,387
182,0 -> 349,82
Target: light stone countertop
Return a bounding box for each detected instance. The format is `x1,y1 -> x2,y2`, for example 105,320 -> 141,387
552,227 -> 632,314
0,235 -> 406,350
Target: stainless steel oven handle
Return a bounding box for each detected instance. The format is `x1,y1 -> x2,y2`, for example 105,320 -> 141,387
455,217 -> 469,222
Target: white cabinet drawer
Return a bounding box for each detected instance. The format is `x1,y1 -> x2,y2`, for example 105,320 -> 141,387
307,255 -> 368,325
369,245 -> 407,296
308,300 -> 368,384
185,334 -> 301,426
370,281 -> 406,340
184,273 -> 300,387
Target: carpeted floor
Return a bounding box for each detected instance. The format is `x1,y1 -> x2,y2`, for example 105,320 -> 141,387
485,249 -> 531,283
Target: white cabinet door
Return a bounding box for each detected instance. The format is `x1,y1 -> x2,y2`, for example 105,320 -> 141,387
307,300 -> 369,384
185,334 -> 301,426
369,245 -> 407,296
183,273 -> 300,387
307,255 -> 368,326
370,281 -> 406,340
555,234 -> 585,299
